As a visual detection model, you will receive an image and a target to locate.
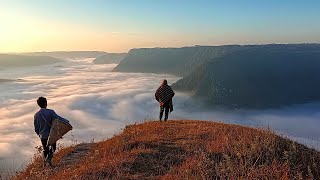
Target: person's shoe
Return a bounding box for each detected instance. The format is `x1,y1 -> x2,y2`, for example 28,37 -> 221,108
45,158 -> 52,167
46,154 -> 53,166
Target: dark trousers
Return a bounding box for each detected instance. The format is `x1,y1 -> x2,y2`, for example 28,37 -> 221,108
159,101 -> 171,121
41,138 -> 56,160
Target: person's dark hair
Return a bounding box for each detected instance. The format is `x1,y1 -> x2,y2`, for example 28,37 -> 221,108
37,97 -> 47,108
162,79 -> 168,85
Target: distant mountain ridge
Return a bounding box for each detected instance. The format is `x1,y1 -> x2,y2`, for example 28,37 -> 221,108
113,45 -> 245,76
92,53 -> 127,64
113,44 -> 320,76
113,44 -> 320,108
0,54 -> 62,68
21,51 -> 107,59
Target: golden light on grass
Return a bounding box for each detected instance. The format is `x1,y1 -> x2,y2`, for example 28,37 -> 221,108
13,120 -> 320,179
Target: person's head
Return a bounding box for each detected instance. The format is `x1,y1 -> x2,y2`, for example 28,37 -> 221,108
37,97 -> 47,108
162,79 -> 168,86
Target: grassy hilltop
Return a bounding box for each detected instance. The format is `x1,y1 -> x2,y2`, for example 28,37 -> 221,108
13,120 -> 320,179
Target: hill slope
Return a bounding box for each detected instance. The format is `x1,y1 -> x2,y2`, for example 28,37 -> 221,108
172,45 -> 320,108
0,54 -> 62,68
14,120 -> 320,179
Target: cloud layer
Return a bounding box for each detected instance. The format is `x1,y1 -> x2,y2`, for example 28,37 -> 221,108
1,59 -> 320,175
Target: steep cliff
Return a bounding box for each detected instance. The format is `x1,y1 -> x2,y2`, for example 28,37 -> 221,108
172,44 -> 320,108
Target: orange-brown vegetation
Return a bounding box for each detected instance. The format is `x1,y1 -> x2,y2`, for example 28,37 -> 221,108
13,120 -> 320,179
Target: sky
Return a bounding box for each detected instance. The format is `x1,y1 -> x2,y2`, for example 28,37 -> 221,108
0,0 -> 320,53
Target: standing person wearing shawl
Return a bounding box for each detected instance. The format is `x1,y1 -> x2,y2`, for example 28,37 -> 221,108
155,79 -> 175,121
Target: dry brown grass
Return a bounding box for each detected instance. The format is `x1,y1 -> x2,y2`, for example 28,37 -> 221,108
12,120 -> 320,179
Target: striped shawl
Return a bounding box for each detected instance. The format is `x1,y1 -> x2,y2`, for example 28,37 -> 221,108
155,85 -> 175,104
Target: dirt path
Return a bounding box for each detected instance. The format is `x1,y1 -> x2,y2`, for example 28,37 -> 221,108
57,143 -> 94,168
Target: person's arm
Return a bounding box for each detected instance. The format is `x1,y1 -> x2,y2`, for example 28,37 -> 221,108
51,110 -> 63,120
51,110 -> 70,123
155,90 -> 159,102
34,114 -> 39,136
171,87 -> 175,98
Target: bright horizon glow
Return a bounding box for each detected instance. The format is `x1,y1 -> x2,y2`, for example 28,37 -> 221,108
1,0 -> 320,53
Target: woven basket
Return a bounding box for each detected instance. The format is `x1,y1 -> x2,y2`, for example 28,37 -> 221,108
48,118 -> 73,145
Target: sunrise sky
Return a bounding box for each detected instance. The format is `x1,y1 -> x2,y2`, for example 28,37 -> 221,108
0,0 -> 320,53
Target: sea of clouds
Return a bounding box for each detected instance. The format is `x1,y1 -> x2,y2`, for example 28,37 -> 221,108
1,58 -> 320,175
